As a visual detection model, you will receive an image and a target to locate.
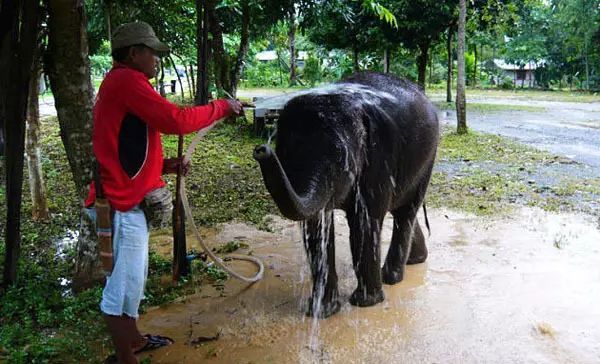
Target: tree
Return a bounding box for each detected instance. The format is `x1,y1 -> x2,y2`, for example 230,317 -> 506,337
456,0 -> 468,134
0,0 -> 41,286
550,0 -> 599,90
26,37 -> 49,221
304,1 -> 385,73
46,0 -> 100,288
383,0 -> 459,90
288,8 -> 298,85
503,0 -> 549,87
208,0 -> 292,96
446,27 -> 455,102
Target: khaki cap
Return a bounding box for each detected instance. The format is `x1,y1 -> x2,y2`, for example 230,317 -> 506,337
111,21 -> 170,55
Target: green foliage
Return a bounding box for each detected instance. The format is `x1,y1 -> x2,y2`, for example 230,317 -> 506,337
242,60 -> 288,87
89,40 -> 112,77
361,0 -> 398,28
302,53 -> 323,86
214,240 -> 249,254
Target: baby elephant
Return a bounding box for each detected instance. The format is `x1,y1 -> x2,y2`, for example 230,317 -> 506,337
254,72 -> 439,318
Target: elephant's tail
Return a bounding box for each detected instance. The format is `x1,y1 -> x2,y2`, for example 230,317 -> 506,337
423,202 -> 431,237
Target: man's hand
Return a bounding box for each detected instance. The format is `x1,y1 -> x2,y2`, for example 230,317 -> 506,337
226,99 -> 245,116
163,157 -> 190,176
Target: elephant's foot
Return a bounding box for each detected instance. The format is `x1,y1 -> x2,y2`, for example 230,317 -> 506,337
349,287 -> 385,307
381,265 -> 404,285
305,296 -> 341,319
406,253 -> 427,265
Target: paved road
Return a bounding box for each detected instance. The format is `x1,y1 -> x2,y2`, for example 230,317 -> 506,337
434,97 -> 600,175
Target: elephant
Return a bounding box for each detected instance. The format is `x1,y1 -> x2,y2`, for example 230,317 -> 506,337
253,72 -> 439,318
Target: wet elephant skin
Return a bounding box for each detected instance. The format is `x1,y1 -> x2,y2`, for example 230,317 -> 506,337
254,72 -> 440,317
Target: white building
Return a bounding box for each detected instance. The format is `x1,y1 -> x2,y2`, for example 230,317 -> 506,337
492,59 -> 541,88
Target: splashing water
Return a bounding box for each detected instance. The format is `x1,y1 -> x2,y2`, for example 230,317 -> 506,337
267,125 -> 277,145
296,210 -> 335,361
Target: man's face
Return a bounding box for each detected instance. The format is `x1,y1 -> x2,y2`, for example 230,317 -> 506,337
129,46 -> 160,79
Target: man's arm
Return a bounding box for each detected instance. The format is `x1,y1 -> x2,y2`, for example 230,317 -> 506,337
122,72 -> 237,135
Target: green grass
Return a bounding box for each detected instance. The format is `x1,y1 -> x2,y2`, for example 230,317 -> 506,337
434,101 -> 546,113
428,128 -> 599,216
428,88 -> 600,103
438,130 -> 560,164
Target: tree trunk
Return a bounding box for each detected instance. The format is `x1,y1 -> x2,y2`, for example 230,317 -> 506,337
353,45 -> 360,72
46,0 -> 99,289
195,0 -> 211,105
105,2 -> 111,41
383,48 -> 390,73
169,55 -> 186,99
584,41 -> 589,90
159,60 -> 166,97
529,61 -> 533,88
178,57 -> 192,98
456,0 -> 467,134
208,0 -> 232,96
229,0 -> 250,97
416,42 -> 430,90
288,10 -> 297,86
195,0 -> 203,104
26,44 -> 49,221
429,51 -> 433,88
446,27 -> 453,102
473,43 -> 477,87
188,63 -> 195,98
0,0 -> 40,287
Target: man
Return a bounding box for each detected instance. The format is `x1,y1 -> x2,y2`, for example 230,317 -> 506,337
84,22 -> 243,363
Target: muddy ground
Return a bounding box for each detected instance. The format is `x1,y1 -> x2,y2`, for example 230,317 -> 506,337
139,208 -> 600,363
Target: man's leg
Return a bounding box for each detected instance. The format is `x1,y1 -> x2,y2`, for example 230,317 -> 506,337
104,314 -> 142,363
100,206 -> 150,362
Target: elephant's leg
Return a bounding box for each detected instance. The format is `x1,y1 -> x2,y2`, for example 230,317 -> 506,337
381,206 -> 418,285
407,220 -> 427,264
303,211 -> 340,318
346,209 -> 385,307
384,163 -> 434,283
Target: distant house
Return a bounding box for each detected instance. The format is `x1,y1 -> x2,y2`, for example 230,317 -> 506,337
255,50 -> 309,68
492,59 -> 541,87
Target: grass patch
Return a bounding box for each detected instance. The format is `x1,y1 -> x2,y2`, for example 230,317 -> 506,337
428,128 -> 599,216
429,88 -> 600,103
428,169 -> 526,215
434,101 -> 546,113
437,129 -> 560,165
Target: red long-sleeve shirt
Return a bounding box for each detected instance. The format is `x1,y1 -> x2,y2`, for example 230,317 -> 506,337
85,63 -> 232,211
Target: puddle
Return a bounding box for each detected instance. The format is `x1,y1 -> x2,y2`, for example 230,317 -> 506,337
53,228 -> 79,259
139,208 -> 600,363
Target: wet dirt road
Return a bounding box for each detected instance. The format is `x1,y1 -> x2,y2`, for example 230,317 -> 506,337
139,208 -> 600,363
436,98 -> 600,174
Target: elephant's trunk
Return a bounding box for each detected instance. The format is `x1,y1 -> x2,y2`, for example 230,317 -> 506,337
254,145 -> 330,221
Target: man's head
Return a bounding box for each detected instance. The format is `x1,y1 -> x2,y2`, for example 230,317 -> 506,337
111,22 -> 169,79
